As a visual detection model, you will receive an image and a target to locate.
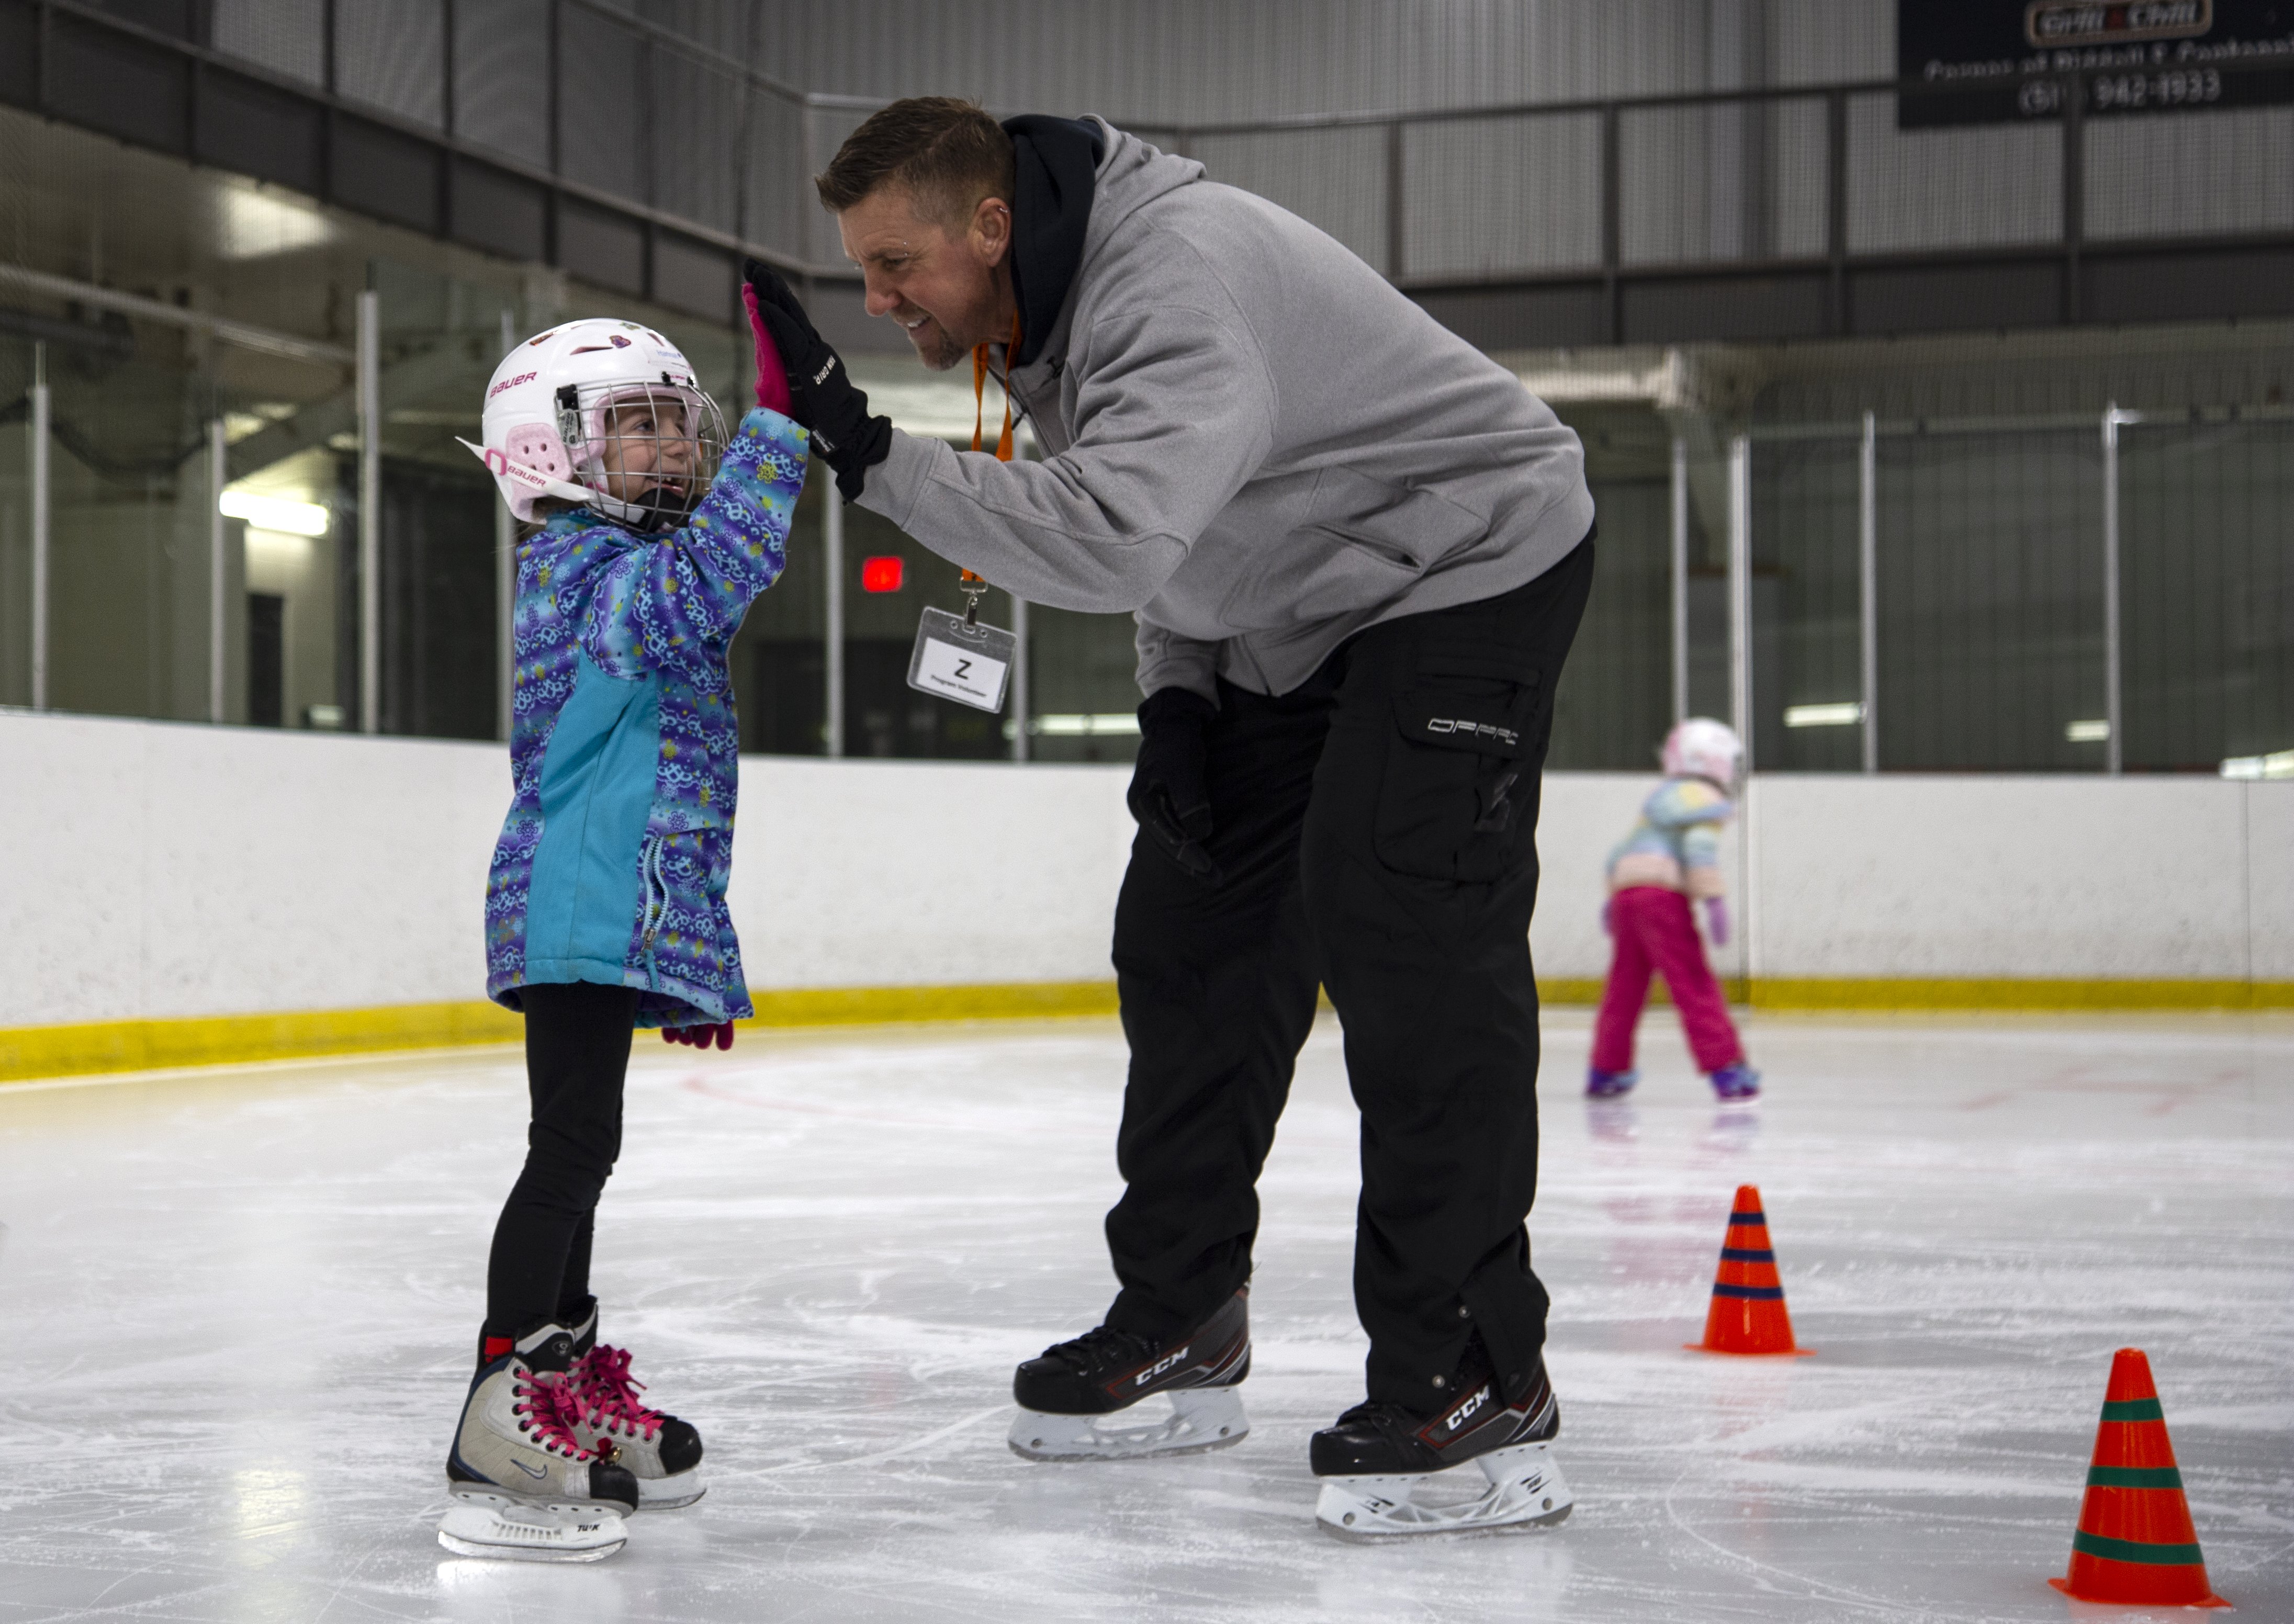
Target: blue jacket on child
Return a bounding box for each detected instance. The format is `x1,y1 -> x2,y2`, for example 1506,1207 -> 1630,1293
485,407 -> 809,1027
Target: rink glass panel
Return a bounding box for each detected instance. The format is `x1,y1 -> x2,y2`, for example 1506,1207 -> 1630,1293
2118,416 -> 2294,772
1873,425 -> 2109,774
1752,436 -> 1864,774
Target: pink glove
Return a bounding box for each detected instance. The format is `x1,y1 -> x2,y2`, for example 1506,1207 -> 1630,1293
1704,898 -> 1730,947
662,1022 -> 735,1051
740,283 -> 794,416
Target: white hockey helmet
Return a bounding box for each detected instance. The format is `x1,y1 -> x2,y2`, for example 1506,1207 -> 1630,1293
1661,717 -> 1744,788
463,318 -> 727,529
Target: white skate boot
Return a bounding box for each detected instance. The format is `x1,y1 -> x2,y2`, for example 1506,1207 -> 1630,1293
560,1301 -> 705,1509
1310,1354 -> 1573,1540
440,1320 -> 638,1562
1008,1288 -> 1251,1462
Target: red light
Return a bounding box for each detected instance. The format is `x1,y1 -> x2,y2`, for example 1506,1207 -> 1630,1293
860,555 -> 905,593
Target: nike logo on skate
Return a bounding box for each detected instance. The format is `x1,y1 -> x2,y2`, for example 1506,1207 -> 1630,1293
513,1458 -> 547,1479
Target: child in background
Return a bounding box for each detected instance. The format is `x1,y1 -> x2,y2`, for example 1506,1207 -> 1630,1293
1587,718 -> 1760,1102
438,310 -> 805,1561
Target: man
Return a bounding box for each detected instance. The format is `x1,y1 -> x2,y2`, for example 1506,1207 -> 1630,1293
746,97 -> 1594,1540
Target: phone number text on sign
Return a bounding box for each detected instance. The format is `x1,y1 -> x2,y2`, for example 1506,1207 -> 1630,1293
2093,66 -> 2225,107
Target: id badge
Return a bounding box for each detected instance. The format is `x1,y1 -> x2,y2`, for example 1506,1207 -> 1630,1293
907,604 -> 1015,713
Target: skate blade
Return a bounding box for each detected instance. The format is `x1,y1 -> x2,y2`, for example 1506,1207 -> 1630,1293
437,1502 -> 627,1562
1314,1441 -> 1574,1540
447,1482 -> 633,1520
1009,1386 -> 1249,1462
636,1468 -> 705,1510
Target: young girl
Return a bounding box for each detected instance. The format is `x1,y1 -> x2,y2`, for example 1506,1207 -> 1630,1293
1587,718 -> 1760,1102
440,314 -> 804,1560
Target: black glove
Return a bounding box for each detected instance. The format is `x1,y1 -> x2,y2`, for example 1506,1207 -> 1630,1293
1127,686 -> 1221,883
742,259 -> 893,502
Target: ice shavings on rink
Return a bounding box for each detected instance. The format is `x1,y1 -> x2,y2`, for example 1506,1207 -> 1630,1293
0,1012 -> 2289,1622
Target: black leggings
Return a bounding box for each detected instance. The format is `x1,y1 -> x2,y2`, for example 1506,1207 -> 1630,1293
485,981 -> 640,1338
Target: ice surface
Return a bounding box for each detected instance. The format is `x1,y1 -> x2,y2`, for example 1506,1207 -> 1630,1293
1,1011 -> 2289,1622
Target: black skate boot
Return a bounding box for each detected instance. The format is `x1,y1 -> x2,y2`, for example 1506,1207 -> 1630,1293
1310,1346 -> 1573,1539
559,1298 -> 705,1509
439,1319 -> 639,1562
1008,1287 -> 1251,1461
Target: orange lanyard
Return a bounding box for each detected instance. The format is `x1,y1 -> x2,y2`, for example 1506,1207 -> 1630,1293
971,310 -> 1022,462
962,310 -> 1023,591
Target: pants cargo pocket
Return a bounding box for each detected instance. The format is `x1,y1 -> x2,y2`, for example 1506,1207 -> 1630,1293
1372,658 -> 1542,883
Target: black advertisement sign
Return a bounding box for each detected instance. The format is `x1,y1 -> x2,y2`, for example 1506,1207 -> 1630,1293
1897,1 -> 2294,127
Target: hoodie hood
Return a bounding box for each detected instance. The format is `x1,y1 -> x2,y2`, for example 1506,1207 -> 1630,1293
1002,115 -> 1102,367
1005,118 -> 1202,378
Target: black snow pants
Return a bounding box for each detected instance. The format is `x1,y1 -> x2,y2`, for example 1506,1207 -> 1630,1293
1105,536 -> 1594,1414
485,981 -> 641,1338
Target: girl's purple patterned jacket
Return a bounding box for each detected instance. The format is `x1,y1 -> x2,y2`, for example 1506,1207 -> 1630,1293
484,407 -> 809,1027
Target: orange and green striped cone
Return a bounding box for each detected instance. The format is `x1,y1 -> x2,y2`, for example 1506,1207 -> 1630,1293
2049,1348 -> 2227,1607
1687,1184 -> 1811,1356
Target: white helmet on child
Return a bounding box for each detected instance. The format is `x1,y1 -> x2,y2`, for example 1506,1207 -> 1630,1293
462,318 -> 727,529
1661,717 -> 1744,788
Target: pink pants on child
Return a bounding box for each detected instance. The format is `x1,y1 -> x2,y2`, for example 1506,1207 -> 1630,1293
1591,886 -> 1744,1075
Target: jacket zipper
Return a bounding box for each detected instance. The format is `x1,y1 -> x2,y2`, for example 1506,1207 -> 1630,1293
638,833 -> 667,990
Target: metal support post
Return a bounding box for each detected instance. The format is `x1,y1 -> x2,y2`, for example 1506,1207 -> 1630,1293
209,418 -> 228,724
2102,401 -> 2133,776
28,343 -> 49,711
1727,433 -> 1752,769
496,307 -> 516,742
356,288 -> 381,735
1669,435 -> 1688,724
823,478 -> 843,758
1858,410 -> 1877,775
1008,596 -> 1030,762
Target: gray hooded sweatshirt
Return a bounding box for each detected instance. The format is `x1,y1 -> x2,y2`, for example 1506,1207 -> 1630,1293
854,118 -> 1594,701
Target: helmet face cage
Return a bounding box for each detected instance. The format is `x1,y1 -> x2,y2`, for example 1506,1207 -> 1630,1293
556,379 -> 727,530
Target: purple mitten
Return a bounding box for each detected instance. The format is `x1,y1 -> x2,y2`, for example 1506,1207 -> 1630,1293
1704,897 -> 1730,946
740,283 -> 794,416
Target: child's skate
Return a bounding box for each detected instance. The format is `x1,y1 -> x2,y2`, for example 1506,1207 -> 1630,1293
1709,1061 -> 1761,1101
1008,1288 -> 1251,1461
1584,1065 -> 1638,1098
560,1301 -> 706,1508
441,1320 -> 637,1561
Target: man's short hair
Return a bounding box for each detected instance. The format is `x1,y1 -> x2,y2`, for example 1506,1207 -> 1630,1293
815,97 -> 1015,228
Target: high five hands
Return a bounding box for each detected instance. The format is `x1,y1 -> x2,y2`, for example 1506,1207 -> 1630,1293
741,260 -> 893,502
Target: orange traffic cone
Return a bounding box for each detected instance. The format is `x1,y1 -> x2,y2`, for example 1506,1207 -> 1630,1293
2049,1348 -> 2228,1608
1688,1184 -> 1811,1356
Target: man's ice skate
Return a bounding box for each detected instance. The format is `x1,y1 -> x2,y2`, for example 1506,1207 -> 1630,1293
1310,1352 -> 1573,1540
441,1320 -> 638,1561
560,1301 -> 705,1508
1008,1288 -> 1251,1461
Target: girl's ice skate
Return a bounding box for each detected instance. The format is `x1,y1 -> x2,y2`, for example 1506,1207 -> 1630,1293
1310,1356 -> 1573,1540
441,1320 -> 638,1562
561,1304 -> 706,1508
1008,1287 -> 1251,1461
1584,1065 -> 1638,1098
1709,1061 -> 1761,1101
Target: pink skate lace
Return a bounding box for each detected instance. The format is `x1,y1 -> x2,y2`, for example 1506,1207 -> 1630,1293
511,1368 -> 597,1460
569,1344 -> 665,1445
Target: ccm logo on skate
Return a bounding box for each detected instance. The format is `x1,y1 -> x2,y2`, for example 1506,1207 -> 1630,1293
1439,1388 -> 1489,1433
1135,1345 -> 1190,1386
1423,718 -> 1519,746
